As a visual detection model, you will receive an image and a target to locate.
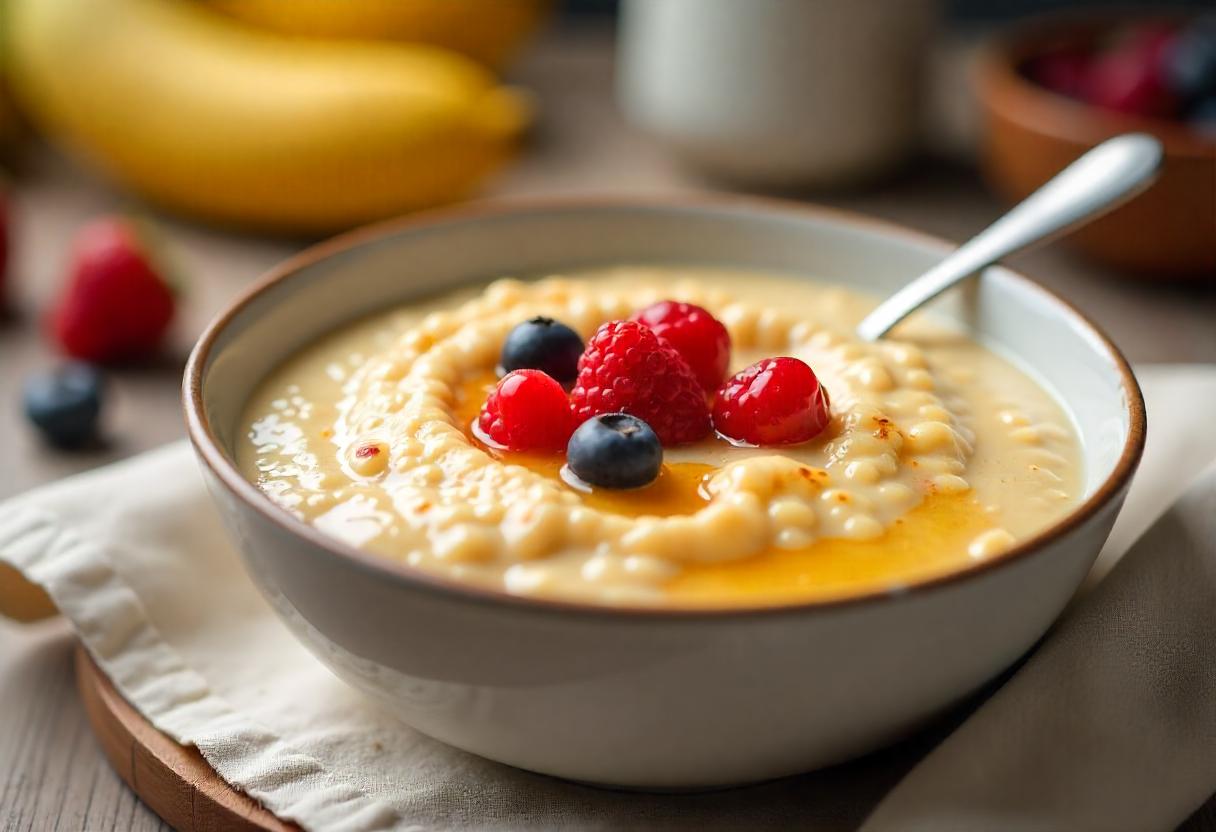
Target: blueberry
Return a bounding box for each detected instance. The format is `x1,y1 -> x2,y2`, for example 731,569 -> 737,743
566,413 -> 662,489
500,317 -> 584,384
1164,18 -> 1216,105
23,363 -> 104,449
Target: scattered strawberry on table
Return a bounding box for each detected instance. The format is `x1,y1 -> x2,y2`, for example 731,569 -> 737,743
1024,17 -> 1216,128
476,300 -> 834,490
22,363 -> 105,449
49,216 -> 176,363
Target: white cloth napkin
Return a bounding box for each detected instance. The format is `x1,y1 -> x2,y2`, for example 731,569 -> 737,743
2,365 -> 1215,832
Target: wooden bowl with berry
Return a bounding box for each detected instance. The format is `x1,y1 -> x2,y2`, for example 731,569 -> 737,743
976,12 -> 1216,278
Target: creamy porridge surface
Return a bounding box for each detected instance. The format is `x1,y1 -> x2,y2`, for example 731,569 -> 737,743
238,267 -> 1083,607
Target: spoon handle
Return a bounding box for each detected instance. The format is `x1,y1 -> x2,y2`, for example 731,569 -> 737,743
856,133 -> 1163,342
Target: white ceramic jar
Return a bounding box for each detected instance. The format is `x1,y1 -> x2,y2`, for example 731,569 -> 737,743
618,0 -> 940,187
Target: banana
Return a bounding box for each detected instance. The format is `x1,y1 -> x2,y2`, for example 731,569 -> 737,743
207,0 -> 551,70
8,0 -> 530,233
0,4 -> 28,158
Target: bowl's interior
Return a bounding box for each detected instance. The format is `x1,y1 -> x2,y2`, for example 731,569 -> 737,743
198,199 -> 1137,512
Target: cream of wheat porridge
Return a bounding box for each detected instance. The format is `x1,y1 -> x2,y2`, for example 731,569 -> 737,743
238,267 -> 1083,607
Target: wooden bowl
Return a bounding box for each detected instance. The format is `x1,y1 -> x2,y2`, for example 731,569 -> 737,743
976,16 -> 1216,279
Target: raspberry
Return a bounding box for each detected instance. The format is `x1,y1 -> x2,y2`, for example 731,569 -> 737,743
1080,26 -> 1179,118
631,300 -> 731,392
49,217 -> 176,364
477,369 -> 574,452
712,357 -> 830,446
571,320 -> 711,445
1024,48 -> 1092,98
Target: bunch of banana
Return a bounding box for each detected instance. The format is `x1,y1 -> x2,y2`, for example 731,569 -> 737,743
6,0 -> 532,233
206,0 -> 551,71
0,3 -> 25,158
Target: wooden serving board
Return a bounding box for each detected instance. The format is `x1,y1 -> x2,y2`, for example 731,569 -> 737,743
74,646 -> 296,832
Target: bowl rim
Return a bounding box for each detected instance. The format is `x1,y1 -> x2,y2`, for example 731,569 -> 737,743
974,10 -> 1216,158
183,194 -> 1146,621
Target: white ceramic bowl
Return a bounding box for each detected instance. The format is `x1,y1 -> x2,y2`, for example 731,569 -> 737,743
184,197 -> 1144,789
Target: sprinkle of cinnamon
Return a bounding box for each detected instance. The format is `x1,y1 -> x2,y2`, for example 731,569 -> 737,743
355,445 -> 381,459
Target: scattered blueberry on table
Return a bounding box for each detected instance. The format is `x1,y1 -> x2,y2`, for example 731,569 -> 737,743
23,363 -> 105,449
566,413 -> 663,489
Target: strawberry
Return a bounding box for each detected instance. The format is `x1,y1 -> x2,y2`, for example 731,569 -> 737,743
49,217 -> 176,363
477,369 -> 575,452
571,320 -> 711,445
631,300 -> 731,393
712,357 -> 831,446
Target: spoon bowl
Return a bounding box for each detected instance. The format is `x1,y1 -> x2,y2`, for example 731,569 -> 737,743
856,133 -> 1163,341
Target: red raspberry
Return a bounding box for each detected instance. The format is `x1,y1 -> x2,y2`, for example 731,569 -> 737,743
712,357 -> 830,446
631,300 -> 731,392
571,320 -> 711,445
477,369 -> 575,452
49,217 -> 176,363
1024,47 -> 1092,98
1080,26 -> 1179,118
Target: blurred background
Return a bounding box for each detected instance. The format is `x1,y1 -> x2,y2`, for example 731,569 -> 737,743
0,2 -> 1214,828
0,0 -> 1213,490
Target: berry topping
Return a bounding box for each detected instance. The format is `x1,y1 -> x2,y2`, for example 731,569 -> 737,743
477,369 -> 575,452
1024,47 -> 1092,98
500,316 -> 584,384
1079,26 -> 1178,118
712,357 -> 831,446
631,300 -> 731,392
23,363 -> 105,449
571,320 -> 711,445
49,217 -> 176,364
566,413 -> 663,490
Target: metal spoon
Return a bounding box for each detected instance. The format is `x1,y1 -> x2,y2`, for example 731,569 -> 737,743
856,133 -> 1163,342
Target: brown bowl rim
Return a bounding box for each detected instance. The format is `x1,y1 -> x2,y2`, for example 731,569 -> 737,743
974,10 -> 1216,159
183,194 -> 1146,621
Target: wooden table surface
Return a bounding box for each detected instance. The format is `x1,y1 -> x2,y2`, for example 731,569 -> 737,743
2,26 -> 1214,832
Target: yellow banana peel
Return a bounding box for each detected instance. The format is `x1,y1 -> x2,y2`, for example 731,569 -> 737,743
8,0 -> 531,233
207,0 -> 551,70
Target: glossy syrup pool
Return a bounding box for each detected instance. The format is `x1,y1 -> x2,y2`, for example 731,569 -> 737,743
455,371 -> 999,605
